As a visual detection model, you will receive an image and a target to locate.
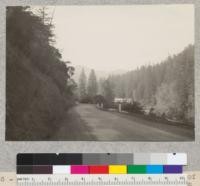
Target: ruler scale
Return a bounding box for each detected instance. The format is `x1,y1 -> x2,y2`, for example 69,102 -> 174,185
2,172 -> 200,186
16,174 -> 187,186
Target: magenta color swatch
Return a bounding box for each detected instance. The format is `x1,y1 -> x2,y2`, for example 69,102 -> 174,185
71,165 -> 89,174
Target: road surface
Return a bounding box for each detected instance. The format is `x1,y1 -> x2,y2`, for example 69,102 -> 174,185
53,104 -> 194,141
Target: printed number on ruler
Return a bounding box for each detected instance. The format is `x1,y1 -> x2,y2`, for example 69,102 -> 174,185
17,174 -> 187,186
0,172 -> 16,186
187,172 -> 200,186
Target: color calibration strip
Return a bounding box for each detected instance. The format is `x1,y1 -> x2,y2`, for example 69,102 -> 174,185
17,153 -> 186,175
17,153 -> 187,165
17,165 -> 183,174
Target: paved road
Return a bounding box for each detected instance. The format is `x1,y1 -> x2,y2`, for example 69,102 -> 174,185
75,104 -> 194,141
53,104 -> 194,141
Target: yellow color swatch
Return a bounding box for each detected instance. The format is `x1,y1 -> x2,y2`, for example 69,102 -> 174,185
109,165 -> 127,174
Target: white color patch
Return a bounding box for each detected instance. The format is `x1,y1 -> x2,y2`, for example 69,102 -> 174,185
53,166 -> 70,174
167,153 -> 187,165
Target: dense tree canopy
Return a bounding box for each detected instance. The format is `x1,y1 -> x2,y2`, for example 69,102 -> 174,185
79,69 -> 87,100
6,7 -> 75,140
102,78 -> 115,107
108,45 -> 194,124
87,69 -> 98,98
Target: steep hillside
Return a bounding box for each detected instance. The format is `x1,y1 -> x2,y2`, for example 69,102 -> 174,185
6,7 -> 75,140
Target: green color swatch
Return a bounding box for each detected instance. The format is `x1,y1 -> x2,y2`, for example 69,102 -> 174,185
127,165 -> 146,174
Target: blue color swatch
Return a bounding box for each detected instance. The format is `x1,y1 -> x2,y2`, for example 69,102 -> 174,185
146,165 -> 163,174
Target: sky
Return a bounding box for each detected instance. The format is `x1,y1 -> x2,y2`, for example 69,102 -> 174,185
45,5 -> 194,72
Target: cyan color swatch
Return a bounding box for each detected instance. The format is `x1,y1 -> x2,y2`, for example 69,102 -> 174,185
146,165 -> 163,174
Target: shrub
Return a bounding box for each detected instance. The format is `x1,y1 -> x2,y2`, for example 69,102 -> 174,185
121,101 -> 144,114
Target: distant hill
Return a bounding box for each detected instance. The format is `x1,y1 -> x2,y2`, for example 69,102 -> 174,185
72,65 -> 127,84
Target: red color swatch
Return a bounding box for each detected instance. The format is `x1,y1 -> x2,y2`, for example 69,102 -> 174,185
89,165 -> 109,174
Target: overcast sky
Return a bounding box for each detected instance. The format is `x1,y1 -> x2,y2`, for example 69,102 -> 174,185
48,5 -> 194,71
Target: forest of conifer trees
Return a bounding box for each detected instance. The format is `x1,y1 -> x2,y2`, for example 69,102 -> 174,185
76,45 -> 194,125
6,7 -> 76,140
107,45 -> 194,124
6,6 -> 194,141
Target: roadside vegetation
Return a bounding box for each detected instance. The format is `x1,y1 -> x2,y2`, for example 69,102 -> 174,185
6,7 -> 76,140
78,45 -> 194,126
6,7 -> 194,141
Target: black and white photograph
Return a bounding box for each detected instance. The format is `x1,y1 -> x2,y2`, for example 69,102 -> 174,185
6,5 -> 194,141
